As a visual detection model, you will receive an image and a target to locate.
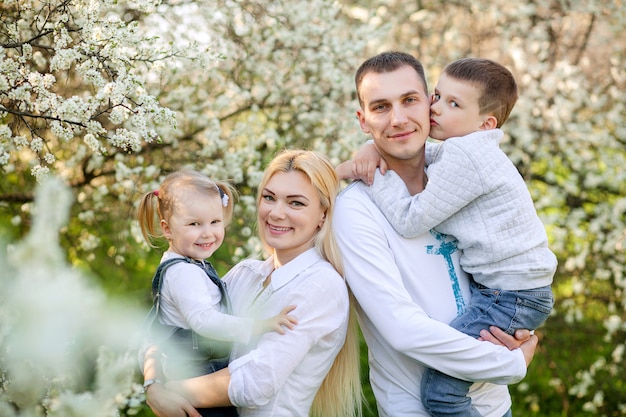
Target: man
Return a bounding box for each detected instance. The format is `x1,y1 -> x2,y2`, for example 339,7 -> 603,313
333,51 -> 537,417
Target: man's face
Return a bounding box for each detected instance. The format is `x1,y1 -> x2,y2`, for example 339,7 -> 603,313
356,65 -> 431,164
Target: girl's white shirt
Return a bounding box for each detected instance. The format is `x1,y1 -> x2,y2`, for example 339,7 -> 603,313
158,251 -> 254,344
224,248 -> 349,417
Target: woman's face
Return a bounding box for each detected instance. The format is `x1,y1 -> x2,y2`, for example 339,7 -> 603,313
258,170 -> 326,265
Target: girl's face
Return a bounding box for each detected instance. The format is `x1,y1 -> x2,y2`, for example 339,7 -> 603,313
258,170 -> 326,265
161,191 -> 225,261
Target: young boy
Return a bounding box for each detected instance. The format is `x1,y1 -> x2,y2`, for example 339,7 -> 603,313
339,57 -> 556,417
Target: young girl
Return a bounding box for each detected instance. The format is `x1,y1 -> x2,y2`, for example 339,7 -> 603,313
137,168 -> 297,417
143,152 -> 362,417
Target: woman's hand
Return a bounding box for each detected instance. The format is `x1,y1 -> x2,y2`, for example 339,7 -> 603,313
479,326 -> 538,367
165,369 -> 233,408
145,382 -> 202,417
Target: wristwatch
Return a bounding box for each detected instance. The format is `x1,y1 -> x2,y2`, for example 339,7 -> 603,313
142,378 -> 162,393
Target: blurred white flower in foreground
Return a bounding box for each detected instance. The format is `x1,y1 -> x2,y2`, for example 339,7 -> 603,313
1,177 -> 146,416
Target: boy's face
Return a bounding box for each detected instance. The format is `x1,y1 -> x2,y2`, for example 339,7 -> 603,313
429,73 -> 492,140
356,65 -> 430,165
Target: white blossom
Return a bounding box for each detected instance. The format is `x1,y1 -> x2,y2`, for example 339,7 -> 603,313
0,125 -> 11,140
2,178 -> 146,416
31,164 -> 50,182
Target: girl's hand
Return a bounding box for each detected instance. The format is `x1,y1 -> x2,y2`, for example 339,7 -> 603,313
255,305 -> 298,335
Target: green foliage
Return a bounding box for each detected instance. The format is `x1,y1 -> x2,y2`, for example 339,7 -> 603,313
510,315 -> 626,416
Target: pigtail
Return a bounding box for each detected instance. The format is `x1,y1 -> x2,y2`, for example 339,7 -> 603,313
137,190 -> 163,248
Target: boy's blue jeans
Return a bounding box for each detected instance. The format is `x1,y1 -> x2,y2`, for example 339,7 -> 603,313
421,281 -> 553,417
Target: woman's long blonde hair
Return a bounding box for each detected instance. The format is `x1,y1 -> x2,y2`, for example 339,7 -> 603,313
257,150 -> 362,417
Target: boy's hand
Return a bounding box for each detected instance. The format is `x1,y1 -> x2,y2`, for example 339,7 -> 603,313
336,141 -> 387,185
336,160 -> 358,181
354,141 -> 386,185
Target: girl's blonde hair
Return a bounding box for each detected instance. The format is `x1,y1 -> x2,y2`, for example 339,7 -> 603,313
137,168 -> 236,248
257,150 -> 362,417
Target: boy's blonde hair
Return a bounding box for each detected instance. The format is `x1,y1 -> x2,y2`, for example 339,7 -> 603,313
137,168 -> 236,247
443,57 -> 518,127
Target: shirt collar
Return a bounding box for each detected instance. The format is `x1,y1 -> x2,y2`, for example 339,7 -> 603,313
265,248 -> 323,291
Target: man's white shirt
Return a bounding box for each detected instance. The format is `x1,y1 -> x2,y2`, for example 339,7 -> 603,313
334,181 -> 526,417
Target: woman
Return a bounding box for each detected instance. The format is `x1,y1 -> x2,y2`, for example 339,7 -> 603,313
143,150 -> 362,417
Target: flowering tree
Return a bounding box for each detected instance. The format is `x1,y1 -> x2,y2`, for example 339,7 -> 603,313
0,0 -> 179,181
1,0 -> 625,415
1,0 -> 372,268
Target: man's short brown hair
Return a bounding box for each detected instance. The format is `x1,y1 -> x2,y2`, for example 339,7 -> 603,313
355,51 -> 428,108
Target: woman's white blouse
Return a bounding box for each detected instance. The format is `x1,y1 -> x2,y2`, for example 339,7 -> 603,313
224,248 -> 349,417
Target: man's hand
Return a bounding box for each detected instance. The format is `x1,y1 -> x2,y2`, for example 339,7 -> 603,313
145,382 -> 202,417
479,326 -> 538,367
